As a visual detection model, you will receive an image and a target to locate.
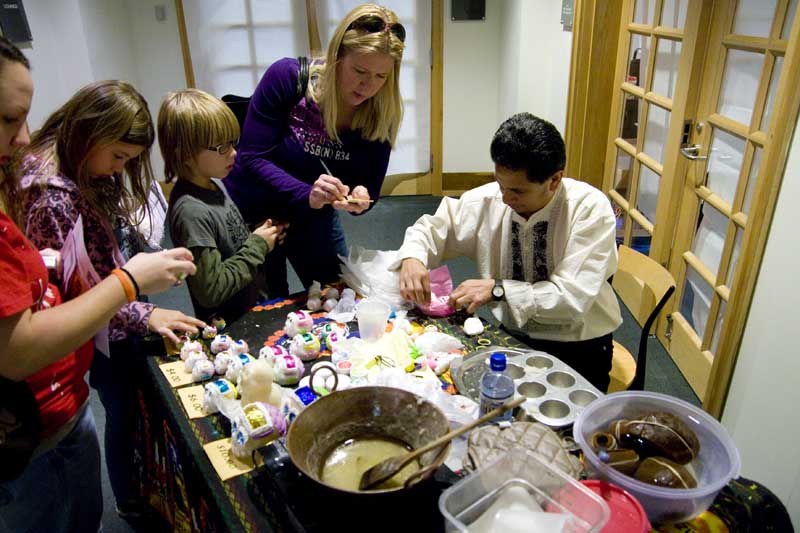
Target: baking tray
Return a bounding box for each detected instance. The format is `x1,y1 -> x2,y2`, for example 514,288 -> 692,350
450,345 -> 604,428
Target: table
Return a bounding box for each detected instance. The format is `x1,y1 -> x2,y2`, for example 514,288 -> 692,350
133,293 -> 759,532
135,293 -> 525,532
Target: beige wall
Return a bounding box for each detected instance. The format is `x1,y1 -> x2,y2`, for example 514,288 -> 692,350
722,116 -> 800,527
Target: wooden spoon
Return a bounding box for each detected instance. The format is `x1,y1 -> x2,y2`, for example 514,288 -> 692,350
358,396 -> 526,491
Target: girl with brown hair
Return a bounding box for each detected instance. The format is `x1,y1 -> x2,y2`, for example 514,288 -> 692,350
18,79 -> 204,518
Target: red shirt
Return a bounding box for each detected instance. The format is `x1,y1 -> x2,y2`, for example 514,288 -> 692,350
0,212 -> 93,437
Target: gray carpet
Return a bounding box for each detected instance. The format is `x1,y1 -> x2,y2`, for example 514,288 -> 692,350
94,194 -> 699,531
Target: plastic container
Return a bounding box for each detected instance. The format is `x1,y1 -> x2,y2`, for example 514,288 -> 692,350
355,298 -> 390,341
479,353 -> 515,422
573,391 -> 741,525
581,480 -> 650,532
439,448 -> 610,532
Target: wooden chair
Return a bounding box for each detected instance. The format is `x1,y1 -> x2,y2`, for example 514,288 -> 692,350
607,245 -> 676,392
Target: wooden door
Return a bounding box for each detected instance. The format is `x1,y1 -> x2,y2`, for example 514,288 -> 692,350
602,0 -> 800,414
667,0 -> 799,413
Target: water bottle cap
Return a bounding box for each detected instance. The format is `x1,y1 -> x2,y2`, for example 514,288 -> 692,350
489,352 -> 507,371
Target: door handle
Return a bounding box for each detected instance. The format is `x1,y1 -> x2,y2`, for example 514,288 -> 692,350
680,144 -> 708,160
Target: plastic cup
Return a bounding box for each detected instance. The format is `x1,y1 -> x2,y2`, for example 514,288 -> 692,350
356,298 -> 391,342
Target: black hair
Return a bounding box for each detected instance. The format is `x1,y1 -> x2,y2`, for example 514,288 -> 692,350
490,112 -> 566,183
0,36 -> 30,71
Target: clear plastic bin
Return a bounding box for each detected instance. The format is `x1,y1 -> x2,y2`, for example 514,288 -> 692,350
573,391 -> 741,524
439,449 -> 610,532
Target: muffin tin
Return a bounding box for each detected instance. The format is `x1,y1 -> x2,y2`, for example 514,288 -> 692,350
450,345 -> 604,428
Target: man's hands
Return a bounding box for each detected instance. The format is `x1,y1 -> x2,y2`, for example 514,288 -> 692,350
310,175 -> 371,214
400,258 -> 431,304
448,279 -> 495,314
253,219 -> 288,252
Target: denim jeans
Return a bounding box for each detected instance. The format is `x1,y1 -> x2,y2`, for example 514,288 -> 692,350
90,338 -> 144,508
0,406 -> 102,532
264,207 -> 348,296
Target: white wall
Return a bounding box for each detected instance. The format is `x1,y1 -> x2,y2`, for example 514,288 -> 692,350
20,0 -> 94,130
442,0 -> 502,173
498,0 -> 573,133
443,0 -> 572,173
722,119 -> 800,527
78,0 -> 138,83
124,0 -> 186,181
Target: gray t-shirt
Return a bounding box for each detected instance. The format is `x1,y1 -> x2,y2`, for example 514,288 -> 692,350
167,178 -> 268,321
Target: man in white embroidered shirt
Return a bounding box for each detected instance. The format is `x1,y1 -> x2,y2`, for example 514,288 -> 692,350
395,113 -> 622,391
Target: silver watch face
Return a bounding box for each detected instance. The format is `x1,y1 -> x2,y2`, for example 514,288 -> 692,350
492,285 -> 503,298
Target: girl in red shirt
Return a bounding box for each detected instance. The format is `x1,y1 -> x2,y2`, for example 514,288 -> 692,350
0,37 -> 197,532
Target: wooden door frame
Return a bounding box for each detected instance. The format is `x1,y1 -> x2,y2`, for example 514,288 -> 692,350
564,0 -> 623,190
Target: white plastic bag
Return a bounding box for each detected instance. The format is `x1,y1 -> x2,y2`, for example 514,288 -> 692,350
338,246 -> 411,310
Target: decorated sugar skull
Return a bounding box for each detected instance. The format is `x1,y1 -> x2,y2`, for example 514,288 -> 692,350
259,344 -> 288,366
202,324 -> 218,339
211,316 -> 227,331
230,402 -> 287,459
284,310 -> 313,338
191,359 -> 215,381
230,339 -> 250,356
180,340 -> 204,361
272,353 -> 305,386
210,334 -> 233,354
323,329 -> 347,352
213,350 -> 236,375
289,332 -> 320,361
225,353 -> 255,382
203,378 -> 237,414
184,351 -> 208,372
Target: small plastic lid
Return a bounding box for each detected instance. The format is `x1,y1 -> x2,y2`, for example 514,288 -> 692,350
489,352 -> 507,371
580,480 -> 650,533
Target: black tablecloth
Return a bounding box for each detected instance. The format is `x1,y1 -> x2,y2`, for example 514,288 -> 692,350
136,293 -> 524,531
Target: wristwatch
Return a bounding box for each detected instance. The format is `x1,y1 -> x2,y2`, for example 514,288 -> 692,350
492,279 -> 505,301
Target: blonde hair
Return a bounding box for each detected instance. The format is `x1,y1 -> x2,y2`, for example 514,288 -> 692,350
158,89 -> 240,183
309,3 -> 404,145
23,80 -> 155,224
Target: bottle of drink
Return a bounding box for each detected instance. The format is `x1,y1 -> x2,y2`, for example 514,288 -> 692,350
479,352 -> 515,422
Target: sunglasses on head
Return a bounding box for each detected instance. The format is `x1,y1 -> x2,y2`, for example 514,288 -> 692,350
347,14 -> 406,43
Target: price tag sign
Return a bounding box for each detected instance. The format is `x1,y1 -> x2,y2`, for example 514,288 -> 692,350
203,438 -> 254,481
158,361 -> 194,388
177,385 -> 207,418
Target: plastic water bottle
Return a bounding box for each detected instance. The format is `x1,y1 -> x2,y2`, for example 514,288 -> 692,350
479,352 -> 515,422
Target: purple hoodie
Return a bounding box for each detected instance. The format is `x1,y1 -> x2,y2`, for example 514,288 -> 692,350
224,57 -> 392,224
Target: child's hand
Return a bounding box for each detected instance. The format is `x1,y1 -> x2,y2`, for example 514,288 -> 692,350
253,219 -> 281,252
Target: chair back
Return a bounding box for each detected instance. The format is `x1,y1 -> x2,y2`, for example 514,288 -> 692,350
612,245 -> 676,391
612,245 -> 675,334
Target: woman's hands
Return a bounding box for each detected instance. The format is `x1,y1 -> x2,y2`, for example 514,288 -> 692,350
310,174 -> 349,209
147,308 -> 205,344
310,175 -> 371,214
122,248 -> 197,295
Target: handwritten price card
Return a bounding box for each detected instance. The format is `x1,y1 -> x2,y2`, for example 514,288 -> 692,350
158,361 -> 194,388
203,438 -> 254,481
177,385 -> 206,418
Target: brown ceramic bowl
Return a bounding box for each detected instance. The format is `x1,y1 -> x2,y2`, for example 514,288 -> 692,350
286,386 -> 451,494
